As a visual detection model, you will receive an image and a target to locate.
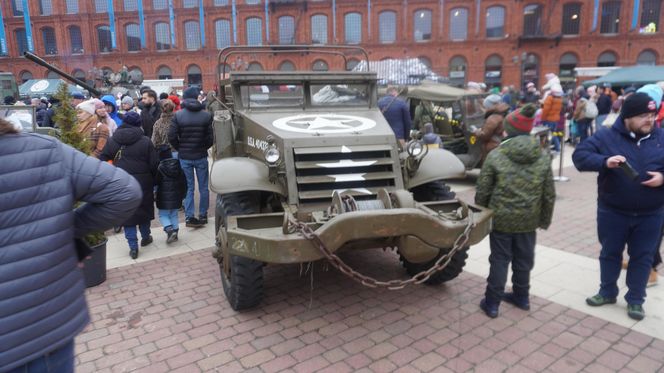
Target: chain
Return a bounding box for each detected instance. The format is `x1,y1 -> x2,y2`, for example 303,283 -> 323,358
287,209 -> 476,290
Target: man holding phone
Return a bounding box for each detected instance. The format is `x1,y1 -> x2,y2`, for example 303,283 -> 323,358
572,92 -> 664,321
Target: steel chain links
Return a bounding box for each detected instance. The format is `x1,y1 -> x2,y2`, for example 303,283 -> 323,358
287,206 -> 476,290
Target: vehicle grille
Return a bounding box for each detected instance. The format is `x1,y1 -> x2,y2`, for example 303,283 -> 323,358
293,145 -> 398,204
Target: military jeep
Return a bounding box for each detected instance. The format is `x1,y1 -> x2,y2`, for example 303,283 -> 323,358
210,46 -> 492,310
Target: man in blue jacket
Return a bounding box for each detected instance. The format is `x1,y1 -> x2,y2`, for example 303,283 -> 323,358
572,92 -> 664,321
378,86 -> 412,147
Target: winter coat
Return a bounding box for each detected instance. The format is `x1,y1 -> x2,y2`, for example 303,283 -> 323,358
168,99 -> 213,160
152,111 -> 175,152
156,158 -> 187,210
101,95 -> 122,126
476,103 -> 509,164
378,95 -> 412,140
475,135 -> 556,233
0,133 -> 141,372
35,104 -> 47,127
42,106 -> 56,128
77,116 -> 110,159
140,102 -> 161,139
596,94 -> 612,116
573,98 -> 593,126
99,125 -> 159,225
572,117 -> 664,215
541,95 -> 563,122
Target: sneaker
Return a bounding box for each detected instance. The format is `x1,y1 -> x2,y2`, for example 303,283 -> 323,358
503,292 -> 530,311
167,230 -> 178,244
586,294 -> 617,307
479,298 -> 499,318
186,217 -> 204,228
140,236 -> 153,247
647,269 -> 658,287
130,249 -> 138,259
627,304 -> 645,320
199,216 -> 208,225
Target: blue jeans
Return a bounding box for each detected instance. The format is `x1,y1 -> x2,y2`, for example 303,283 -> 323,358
124,222 -> 151,250
158,209 -> 180,231
180,157 -> 209,219
543,121 -> 560,152
595,114 -> 608,128
7,339 -> 74,373
597,207 -> 664,305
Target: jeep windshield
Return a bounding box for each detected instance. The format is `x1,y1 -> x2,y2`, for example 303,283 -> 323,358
239,82 -> 370,109
240,84 -> 304,108
311,84 -> 369,106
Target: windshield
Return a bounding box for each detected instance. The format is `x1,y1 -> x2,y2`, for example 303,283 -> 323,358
0,106 -> 35,132
240,84 -> 304,108
311,84 -> 369,106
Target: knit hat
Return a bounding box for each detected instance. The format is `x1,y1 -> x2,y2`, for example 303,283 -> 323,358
483,94 -> 502,109
121,96 -> 134,106
71,91 -> 85,100
123,111 -> 142,127
92,98 -> 105,111
183,86 -> 199,100
504,104 -> 536,136
76,99 -> 97,115
620,92 -> 658,119
168,95 -> 181,109
636,84 -> 663,108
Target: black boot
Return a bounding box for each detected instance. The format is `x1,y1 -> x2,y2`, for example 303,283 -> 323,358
167,229 -> 178,244
140,236 -> 153,247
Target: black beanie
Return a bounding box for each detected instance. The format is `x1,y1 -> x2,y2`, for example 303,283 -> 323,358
183,87 -> 199,100
621,92 -> 657,119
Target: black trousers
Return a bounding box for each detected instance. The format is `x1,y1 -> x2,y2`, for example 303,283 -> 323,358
485,231 -> 537,303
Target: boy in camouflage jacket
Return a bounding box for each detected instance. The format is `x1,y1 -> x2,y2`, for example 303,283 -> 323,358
475,104 -> 556,318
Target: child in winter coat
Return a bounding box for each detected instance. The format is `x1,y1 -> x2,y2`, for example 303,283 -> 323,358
155,149 -> 187,243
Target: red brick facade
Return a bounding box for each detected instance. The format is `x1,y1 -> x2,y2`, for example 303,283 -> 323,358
1,0 -> 663,90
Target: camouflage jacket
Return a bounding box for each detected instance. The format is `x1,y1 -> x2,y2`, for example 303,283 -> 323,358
475,135 -> 555,233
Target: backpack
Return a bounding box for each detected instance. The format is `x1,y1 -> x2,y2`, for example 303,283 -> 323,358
584,99 -> 598,119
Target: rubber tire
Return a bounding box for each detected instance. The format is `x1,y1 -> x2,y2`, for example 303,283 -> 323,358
218,192 -> 264,311
410,180 -> 456,202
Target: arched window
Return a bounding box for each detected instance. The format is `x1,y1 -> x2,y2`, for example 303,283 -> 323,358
485,54 -> 503,87
218,63 -> 231,79
346,59 -> 360,71
155,22 -> 171,50
20,71 -> 33,84
215,20 -> 231,49
600,1 -> 621,34
96,25 -> 112,52
486,6 -> 505,38
379,11 -> 397,43
449,56 -> 467,87
559,52 -> 578,82
66,0 -> 78,14
69,26 -> 83,54
562,3 -> 581,35
247,62 -> 263,71
183,0 -> 197,8
47,71 -> 60,79
187,65 -> 202,86
215,0 -> 229,5
39,0 -> 53,16
279,16 -> 295,44
523,4 -> 543,35
419,56 -> 432,69
637,50 -> 658,65
125,24 -> 141,52
414,9 -> 432,42
449,8 -> 468,41
344,13 -> 362,44
522,53 -> 540,88
184,21 -> 201,50
14,29 -> 28,55
312,60 -> 328,71
124,0 -> 137,11
157,66 -> 172,79
640,0 -> 661,33
311,15 -> 328,44
246,18 -> 263,46
72,69 -> 86,81
597,51 -> 617,67
153,0 -> 167,10
95,0 -> 107,13
279,61 -> 295,71
41,27 -> 57,55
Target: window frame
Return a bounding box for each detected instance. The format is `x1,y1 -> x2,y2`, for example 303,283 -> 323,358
184,20 -> 202,50
124,0 -> 138,11
486,6 -> 505,38
246,17 -> 263,46
640,0 -> 661,33
278,16 -> 296,45
311,14 -> 328,44
41,27 -> 58,55
597,51 -> 618,67
157,66 -> 173,79
96,25 -> 113,53
414,9 -> 432,42
344,12 -> 362,44
378,10 -> 397,44
125,23 -> 141,52
523,3 -> 543,36
95,0 -> 108,13
561,2 -> 582,36
215,19 -> 232,50
155,22 -> 171,51
600,1 -> 621,35
15,28 -> 28,56
449,8 -> 468,41
636,49 -> 658,65
66,0 -> 79,14
39,0 -> 54,16
69,25 -> 84,54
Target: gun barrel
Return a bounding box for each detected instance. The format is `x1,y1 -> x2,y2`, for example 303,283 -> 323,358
23,52 -> 102,97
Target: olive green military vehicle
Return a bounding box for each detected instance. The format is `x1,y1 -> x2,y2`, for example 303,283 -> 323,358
211,46 -> 492,310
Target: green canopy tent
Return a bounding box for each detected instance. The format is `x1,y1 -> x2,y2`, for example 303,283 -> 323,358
405,83 -> 481,102
582,65 -> 664,88
19,79 -> 83,98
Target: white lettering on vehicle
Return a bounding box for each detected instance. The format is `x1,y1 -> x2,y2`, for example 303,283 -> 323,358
247,136 -> 269,151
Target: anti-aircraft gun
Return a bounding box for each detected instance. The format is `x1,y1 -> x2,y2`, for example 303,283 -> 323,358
210,45 -> 493,310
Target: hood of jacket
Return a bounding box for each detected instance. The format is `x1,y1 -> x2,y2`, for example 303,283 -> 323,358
610,116 -> 653,141
112,125 -> 144,145
484,102 -> 510,119
158,158 -> 183,178
500,135 -> 541,165
182,98 -> 204,112
101,95 -> 118,113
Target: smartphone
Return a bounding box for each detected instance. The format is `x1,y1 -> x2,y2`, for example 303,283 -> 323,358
618,161 -> 639,181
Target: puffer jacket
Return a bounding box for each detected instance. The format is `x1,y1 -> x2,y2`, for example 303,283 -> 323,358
475,135 -> 556,233
541,95 -> 563,122
156,158 -> 188,210
476,103 -> 509,164
101,94 -> 122,126
168,99 -> 213,160
0,133 -> 141,372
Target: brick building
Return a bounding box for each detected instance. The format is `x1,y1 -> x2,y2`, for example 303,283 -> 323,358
1,0 -> 663,91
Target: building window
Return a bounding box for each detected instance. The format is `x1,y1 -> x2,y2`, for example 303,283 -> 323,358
73,69 -> 86,80
449,8 -> 468,41
187,65 -> 202,86
11,0 -> 23,17
600,1 -> 621,34
97,25 -> 112,52
279,61 -> 295,71
246,18 -> 263,46
155,22 -> 171,50
344,12 -> 362,44
215,20 -> 231,49
485,54 -> 502,87
346,59 -> 360,71
215,0 -> 229,5
449,56 -> 467,87
248,62 -> 263,71
246,0 -> 260,4
40,0 -> 53,16
124,0 -> 138,11
47,71 -> 60,79
157,66 -> 172,79
126,24 -> 141,51
486,6 -> 505,38
69,26 -> 83,54
414,9 -> 432,42
562,3 -> 581,35
523,4 -> 543,35
183,0 -> 197,8
311,15 -> 328,44
378,11 -> 396,43
153,0 -> 167,10
184,21 -> 201,50
640,0 -> 661,33
66,0 -> 79,14
312,60 -> 328,71
559,52 -> 578,84
597,51 -> 617,67
42,27 -> 57,55
15,29 -> 28,55
279,16 -> 295,44
95,0 -> 108,13
637,49 -> 658,65
20,71 -> 33,83
218,63 -> 230,79
521,53 -> 540,88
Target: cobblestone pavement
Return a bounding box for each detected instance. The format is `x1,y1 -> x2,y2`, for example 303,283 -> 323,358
76,150 -> 664,372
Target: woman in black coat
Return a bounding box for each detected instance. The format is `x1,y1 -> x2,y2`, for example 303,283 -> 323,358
100,111 -> 158,259
156,156 -> 187,244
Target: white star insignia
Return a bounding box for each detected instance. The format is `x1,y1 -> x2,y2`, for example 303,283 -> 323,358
289,116 -> 355,130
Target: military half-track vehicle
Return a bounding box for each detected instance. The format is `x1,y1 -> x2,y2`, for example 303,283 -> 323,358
211,46 -> 492,310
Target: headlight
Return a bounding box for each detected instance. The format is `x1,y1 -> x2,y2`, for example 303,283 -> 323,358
264,146 -> 281,164
407,141 -> 424,157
